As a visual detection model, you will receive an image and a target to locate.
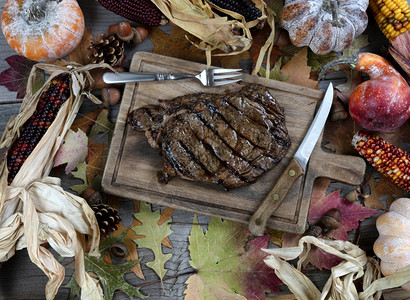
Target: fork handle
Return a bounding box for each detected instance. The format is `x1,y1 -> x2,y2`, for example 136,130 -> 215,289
102,72 -> 194,84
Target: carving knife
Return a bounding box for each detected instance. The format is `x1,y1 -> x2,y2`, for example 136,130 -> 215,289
248,83 -> 334,236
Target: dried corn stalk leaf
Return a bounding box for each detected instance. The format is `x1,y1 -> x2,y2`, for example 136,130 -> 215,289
263,236 -> 410,300
0,63 -> 113,300
151,0 -> 275,74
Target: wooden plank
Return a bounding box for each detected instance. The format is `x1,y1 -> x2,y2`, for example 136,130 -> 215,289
102,52 -> 366,234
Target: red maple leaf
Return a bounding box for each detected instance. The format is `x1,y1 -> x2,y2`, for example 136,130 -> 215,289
283,179 -> 379,270
308,190 -> 379,241
243,234 -> 283,298
0,55 -> 43,99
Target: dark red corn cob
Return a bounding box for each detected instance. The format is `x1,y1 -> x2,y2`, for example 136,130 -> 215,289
7,73 -> 71,185
96,0 -> 167,26
207,0 -> 262,22
352,131 -> 410,192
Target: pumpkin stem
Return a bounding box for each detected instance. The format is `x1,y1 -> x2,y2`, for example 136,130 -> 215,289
318,55 -> 359,80
322,0 -> 343,28
25,0 -> 61,23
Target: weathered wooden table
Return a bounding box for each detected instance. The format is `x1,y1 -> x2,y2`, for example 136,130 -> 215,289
0,1 -> 409,299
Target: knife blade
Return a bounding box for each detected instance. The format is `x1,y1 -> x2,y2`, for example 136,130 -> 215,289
248,83 -> 334,236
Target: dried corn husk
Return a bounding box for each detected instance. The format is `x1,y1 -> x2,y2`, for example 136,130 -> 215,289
0,63 -> 113,300
151,0 -> 275,75
263,236 -> 410,300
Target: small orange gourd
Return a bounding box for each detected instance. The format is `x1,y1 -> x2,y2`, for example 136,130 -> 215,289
1,0 -> 85,62
373,198 -> 410,291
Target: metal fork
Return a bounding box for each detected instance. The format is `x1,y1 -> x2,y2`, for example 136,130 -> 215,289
102,68 -> 242,87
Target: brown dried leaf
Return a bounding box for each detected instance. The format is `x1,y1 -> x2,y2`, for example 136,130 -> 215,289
151,27 -> 206,63
69,29 -> 94,66
364,171 -> 405,210
323,118 -> 360,156
71,108 -> 103,133
86,142 -> 106,184
280,47 -> 318,89
378,121 -> 410,148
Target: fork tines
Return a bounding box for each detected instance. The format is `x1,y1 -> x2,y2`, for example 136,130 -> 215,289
211,68 -> 242,86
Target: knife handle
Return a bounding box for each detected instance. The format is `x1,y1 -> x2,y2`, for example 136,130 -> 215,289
248,158 -> 304,236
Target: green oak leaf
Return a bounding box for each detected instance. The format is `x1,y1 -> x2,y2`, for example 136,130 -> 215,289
69,161 -> 88,195
65,231 -> 146,300
307,50 -> 337,72
132,202 -> 173,280
258,58 -> 289,81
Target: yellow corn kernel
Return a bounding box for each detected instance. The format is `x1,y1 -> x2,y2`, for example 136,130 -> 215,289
370,0 -> 410,40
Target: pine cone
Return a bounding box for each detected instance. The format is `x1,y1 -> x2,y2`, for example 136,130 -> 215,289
92,204 -> 122,237
88,33 -> 125,67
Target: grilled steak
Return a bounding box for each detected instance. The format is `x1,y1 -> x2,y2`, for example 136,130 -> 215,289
128,84 -> 291,189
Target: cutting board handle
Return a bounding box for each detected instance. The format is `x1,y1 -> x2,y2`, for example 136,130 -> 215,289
309,150 -> 366,185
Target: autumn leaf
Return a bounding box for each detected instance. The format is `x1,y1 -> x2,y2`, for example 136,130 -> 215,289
132,201 -> 174,280
307,50 -> 337,73
105,198 -> 145,280
69,162 -> 89,195
364,170 -> 405,210
378,121 -> 410,149
280,47 -> 318,89
53,129 -> 88,174
88,108 -> 114,143
151,27 -> 206,64
185,216 -> 282,299
322,118 -> 360,156
69,29 -> 94,66
71,108 -> 104,133
243,235 -> 283,299
258,57 -> 289,81
86,142 -> 106,184
0,55 -> 44,98
282,178 -> 379,270
249,25 -> 287,69
309,190 -> 379,241
65,231 -> 146,300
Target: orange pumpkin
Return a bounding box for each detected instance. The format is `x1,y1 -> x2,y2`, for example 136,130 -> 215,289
373,198 -> 410,291
279,0 -> 369,55
1,0 -> 85,62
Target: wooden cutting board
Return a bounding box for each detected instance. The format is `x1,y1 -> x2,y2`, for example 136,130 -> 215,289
102,52 -> 366,234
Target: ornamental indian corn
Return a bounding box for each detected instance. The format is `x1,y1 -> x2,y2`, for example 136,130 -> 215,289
352,131 -> 410,192
369,0 -> 410,40
6,73 -> 70,184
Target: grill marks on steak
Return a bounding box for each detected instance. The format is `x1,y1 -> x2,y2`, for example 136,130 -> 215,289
128,84 -> 291,189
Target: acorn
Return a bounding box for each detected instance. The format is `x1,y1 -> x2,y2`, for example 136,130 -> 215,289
132,27 -> 149,44
81,188 -> 103,206
109,242 -> 129,258
321,208 -> 342,231
306,224 -> 323,237
117,21 -> 134,42
346,189 -> 359,202
101,87 -> 122,107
